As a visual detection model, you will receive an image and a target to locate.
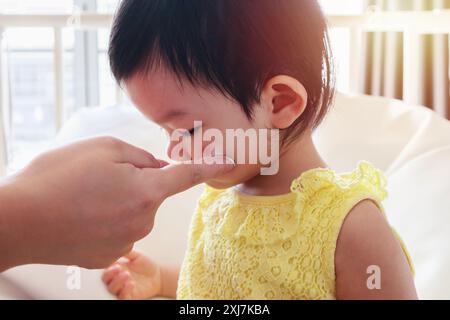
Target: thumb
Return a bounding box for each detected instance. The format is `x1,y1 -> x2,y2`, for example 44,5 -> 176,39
153,156 -> 235,198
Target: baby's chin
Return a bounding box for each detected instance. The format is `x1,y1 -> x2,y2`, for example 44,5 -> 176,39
205,164 -> 262,190
205,172 -> 243,190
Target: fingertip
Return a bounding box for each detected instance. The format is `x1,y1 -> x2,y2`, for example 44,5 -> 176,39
102,265 -> 121,283
107,271 -> 129,295
158,159 -> 170,168
101,272 -> 109,283
108,282 -> 125,295
157,159 -> 235,197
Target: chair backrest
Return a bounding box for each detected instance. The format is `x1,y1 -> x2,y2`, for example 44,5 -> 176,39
1,92 -> 450,299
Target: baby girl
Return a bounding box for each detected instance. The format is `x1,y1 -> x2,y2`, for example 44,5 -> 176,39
101,0 -> 416,299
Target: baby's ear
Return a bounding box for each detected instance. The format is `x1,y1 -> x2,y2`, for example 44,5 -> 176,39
261,75 -> 308,129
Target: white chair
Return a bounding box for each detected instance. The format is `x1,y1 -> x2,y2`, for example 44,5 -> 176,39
1,92 -> 449,299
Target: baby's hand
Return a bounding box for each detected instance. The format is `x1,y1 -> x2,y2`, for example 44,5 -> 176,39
102,251 -> 162,300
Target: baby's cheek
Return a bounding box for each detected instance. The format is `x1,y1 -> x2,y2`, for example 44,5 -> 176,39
202,139 -> 227,159
166,138 -> 191,162
166,137 -> 219,162
167,133 -> 262,165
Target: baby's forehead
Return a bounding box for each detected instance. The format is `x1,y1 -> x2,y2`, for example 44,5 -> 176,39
125,72 -> 215,124
125,69 -> 185,100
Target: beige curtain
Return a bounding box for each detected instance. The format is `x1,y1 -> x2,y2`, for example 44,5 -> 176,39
361,0 -> 450,119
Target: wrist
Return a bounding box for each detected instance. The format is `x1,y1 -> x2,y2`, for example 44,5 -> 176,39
160,264 -> 179,298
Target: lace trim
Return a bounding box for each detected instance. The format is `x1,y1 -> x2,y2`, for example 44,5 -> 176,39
199,161 -> 388,245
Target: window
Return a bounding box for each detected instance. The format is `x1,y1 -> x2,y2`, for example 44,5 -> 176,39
319,0 -> 365,93
0,0 -> 122,171
319,0 -> 365,15
0,0 -> 371,172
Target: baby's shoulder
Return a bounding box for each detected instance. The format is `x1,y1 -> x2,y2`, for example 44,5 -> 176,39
334,199 -> 416,298
335,199 -> 388,250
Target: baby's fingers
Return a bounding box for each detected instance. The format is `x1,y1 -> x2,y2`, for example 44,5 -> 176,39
107,271 -> 131,296
118,281 -> 135,300
102,264 -> 122,284
124,251 -> 140,262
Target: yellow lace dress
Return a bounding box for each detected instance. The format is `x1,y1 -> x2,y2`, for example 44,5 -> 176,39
177,161 -> 414,299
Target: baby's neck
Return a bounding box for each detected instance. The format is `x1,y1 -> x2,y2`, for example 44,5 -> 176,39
237,133 -> 328,196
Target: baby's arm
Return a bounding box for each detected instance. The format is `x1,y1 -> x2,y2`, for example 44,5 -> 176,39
335,200 -> 418,300
102,251 -> 179,300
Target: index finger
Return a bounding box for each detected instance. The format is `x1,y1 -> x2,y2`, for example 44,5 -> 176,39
143,156 -> 235,198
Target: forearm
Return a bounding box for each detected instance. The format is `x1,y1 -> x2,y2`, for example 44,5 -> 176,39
160,264 -> 180,298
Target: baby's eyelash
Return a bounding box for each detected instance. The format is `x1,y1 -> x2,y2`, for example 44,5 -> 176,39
161,125 -> 201,138
186,125 -> 201,136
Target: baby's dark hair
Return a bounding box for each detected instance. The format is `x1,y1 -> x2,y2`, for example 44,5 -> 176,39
109,0 -> 335,143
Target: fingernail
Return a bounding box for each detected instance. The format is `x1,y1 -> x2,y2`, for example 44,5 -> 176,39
158,160 -> 170,168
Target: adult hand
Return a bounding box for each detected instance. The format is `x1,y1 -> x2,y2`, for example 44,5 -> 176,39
0,137 -> 234,271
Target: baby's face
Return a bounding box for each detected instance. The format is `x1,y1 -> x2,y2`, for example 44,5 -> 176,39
125,68 -> 273,189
